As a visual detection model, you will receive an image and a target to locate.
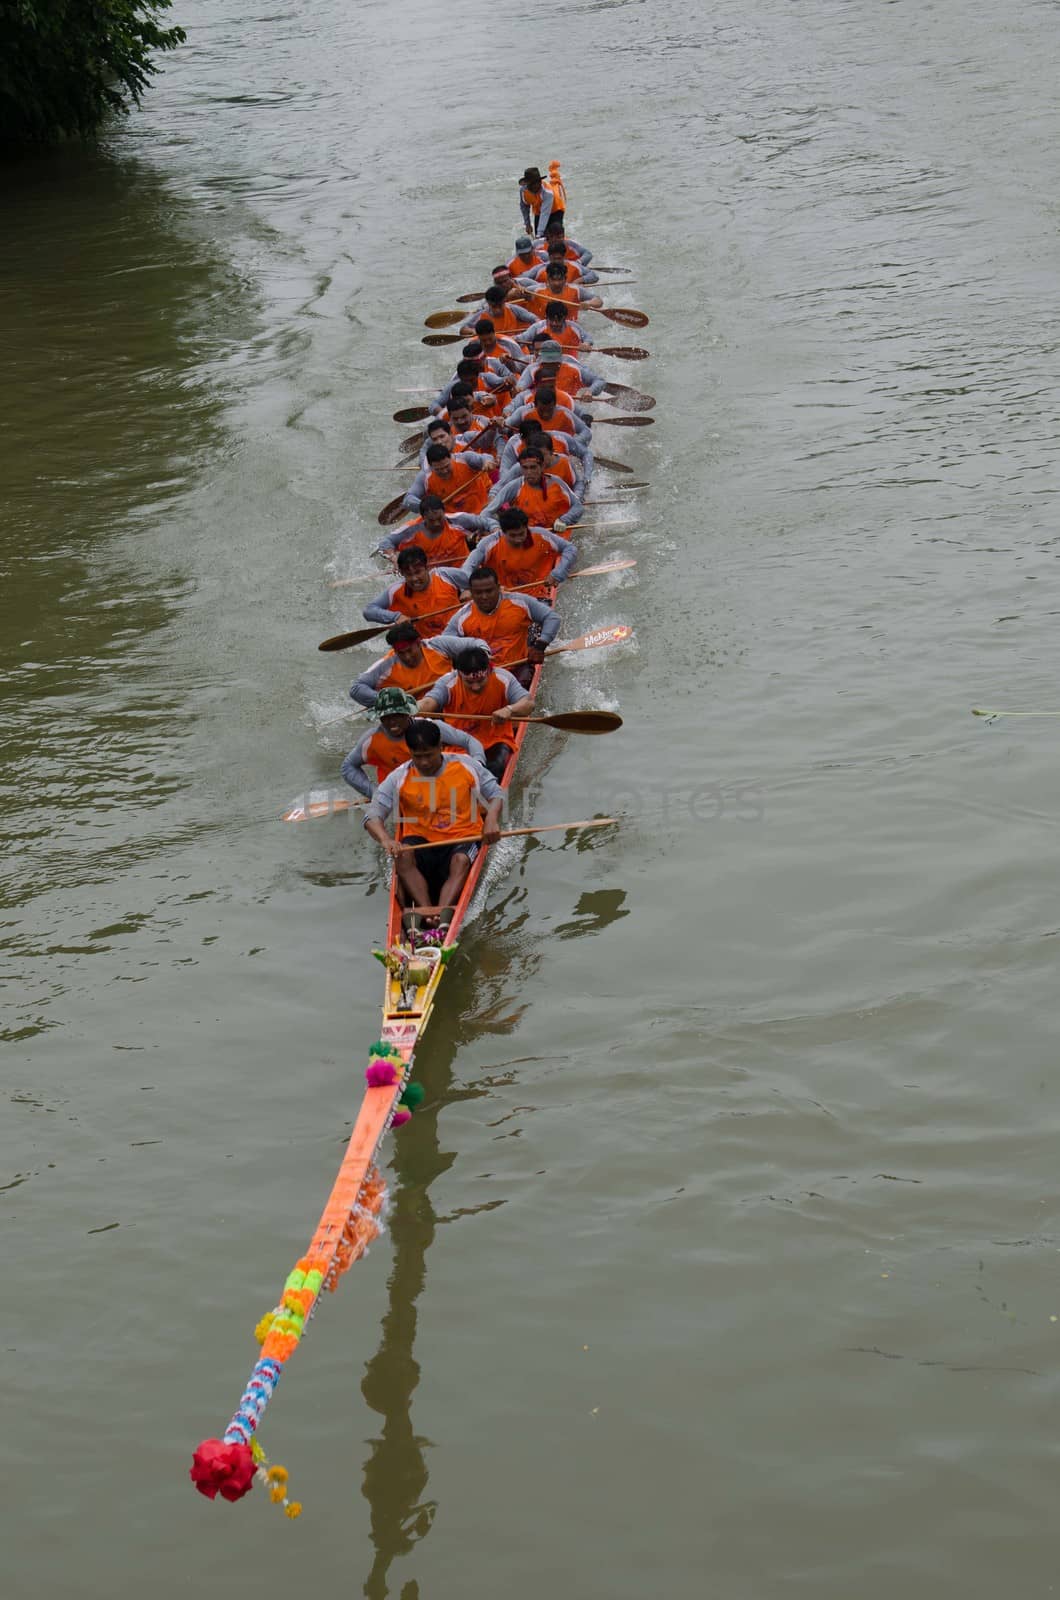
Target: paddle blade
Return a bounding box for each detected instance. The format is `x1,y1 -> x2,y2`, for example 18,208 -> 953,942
602,307 -> 649,328
595,415 -> 655,427
592,453 -> 633,473
424,310 -> 464,328
393,405 -> 430,423
598,345 -> 649,360
422,332 -> 462,346
282,794 -> 364,822
455,291 -> 486,304
542,710 -> 623,734
602,383 -> 655,412
399,430 -> 424,454
319,624 -> 384,652
377,493 -> 408,526
572,559 -> 637,577
548,623 -> 634,656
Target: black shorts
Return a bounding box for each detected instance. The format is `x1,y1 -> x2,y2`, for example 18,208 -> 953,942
401,836 -> 479,882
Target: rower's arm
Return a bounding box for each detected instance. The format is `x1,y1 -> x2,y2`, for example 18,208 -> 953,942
551,484 -> 582,532
535,189 -> 554,235
503,671 -> 535,718
364,773 -> 403,857
374,522 -> 419,556
363,586 -> 402,626
460,536 -> 493,581
351,654 -> 391,706
437,720 -> 486,765
416,693 -> 443,714
525,594 -> 562,646
341,738 -> 374,798
576,360 -> 608,396
543,528 -> 578,577
402,470 -> 429,511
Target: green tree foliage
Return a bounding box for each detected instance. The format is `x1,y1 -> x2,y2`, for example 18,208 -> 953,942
0,0 -> 186,146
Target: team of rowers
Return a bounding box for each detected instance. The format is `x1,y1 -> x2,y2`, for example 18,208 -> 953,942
349,179 -> 621,924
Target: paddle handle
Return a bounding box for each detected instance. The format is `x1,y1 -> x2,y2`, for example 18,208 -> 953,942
404,818 -> 617,851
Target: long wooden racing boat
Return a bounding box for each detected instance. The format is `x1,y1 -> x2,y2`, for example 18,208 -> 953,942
191,169 -> 641,1515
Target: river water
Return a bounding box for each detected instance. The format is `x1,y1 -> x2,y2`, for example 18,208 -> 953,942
5,1 -> 1060,1594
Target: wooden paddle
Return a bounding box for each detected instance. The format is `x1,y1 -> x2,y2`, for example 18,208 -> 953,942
424,710 -> 622,734
318,624 -> 636,727
593,414 -> 654,428
394,405 -> 431,423
319,565 -> 635,649
593,453 -> 633,473
588,307 -> 649,328
422,332 -> 649,360
403,817 -> 618,850
328,558 -> 637,591
600,381 -> 655,412
426,305 -> 649,330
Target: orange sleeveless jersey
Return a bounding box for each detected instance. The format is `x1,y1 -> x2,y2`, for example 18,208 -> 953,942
489,302 -> 532,337
518,404 -> 578,440
426,458 -> 490,515
508,252 -> 538,278
440,670 -> 519,752
510,477 -> 572,530
363,725 -> 465,781
543,320 -> 585,355
376,642 -> 452,696
479,531 -> 561,598
395,755 -> 489,843
396,520 -> 471,566
388,571 -> 463,637
521,283 -> 580,319
531,359 -> 583,403
457,595 -> 534,665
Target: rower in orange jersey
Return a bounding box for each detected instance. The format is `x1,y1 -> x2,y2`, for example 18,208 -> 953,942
402,443 -> 494,516
464,506 -> 577,600
521,299 -> 593,357
541,216 -> 594,267
364,720 -> 504,919
342,688 -> 486,797
432,355 -> 511,418
507,382 -> 593,452
350,621 -> 492,708
519,236 -> 599,286
458,283 -> 537,338
484,448 -> 582,534
507,235 -> 539,280
418,644 -> 535,781
509,339 -> 607,410
444,564 -> 561,686
363,547 -> 465,638
472,317 -> 527,374
517,261 -> 602,320
374,494 -> 490,567
497,420 -> 583,491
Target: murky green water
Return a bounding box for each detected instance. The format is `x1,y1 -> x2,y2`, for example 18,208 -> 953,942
6,2 -> 1060,1594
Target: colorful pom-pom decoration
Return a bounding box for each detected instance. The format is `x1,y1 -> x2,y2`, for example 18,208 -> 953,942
400,1081 -> 425,1110
190,1439 -> 256,1502
391,1108 -> 412,1129
365,1059 -> 398,1088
